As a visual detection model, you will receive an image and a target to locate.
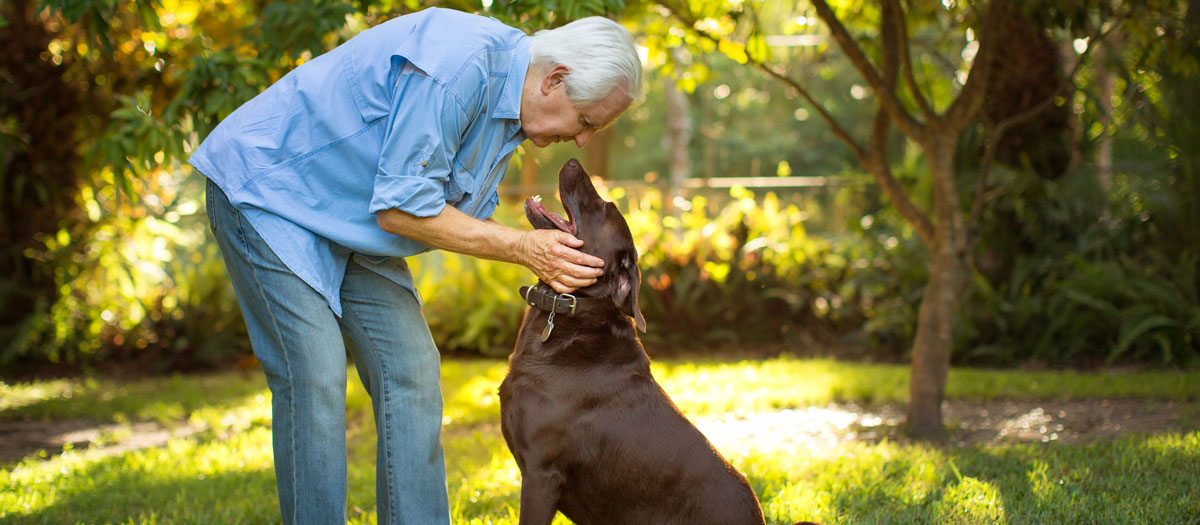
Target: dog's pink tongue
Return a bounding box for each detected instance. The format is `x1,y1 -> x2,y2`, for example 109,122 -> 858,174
527,197 -> 576,235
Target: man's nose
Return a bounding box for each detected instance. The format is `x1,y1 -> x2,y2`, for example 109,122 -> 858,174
574,129 -> 595,148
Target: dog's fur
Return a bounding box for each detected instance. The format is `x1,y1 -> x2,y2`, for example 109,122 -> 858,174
499,159 -> 766,525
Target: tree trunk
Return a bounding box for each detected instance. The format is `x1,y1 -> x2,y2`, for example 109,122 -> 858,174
584,128 -> 612,180
1095,33 -> 1118,192
520,146 -> 539,199
906,139 -> 969,438
0,0 -> 85,342
665,48 -> 693,213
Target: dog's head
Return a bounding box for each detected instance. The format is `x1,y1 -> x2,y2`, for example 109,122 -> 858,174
524,158 -> 646,332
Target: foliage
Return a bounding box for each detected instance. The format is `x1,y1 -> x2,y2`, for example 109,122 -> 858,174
9,169 -> 1194,368
954,4 -> 1200,367
3,0 -> 1198,373
1,170 -> 248,369
0,0 -> 629,371
402,182 -> 928,357
488,0 -> 627,27
625,183 -> 922,351
960,167 -> 1200,366
4,359 -> 1200,522
419,166 -> 1200,367
1115,0 -> 1200,260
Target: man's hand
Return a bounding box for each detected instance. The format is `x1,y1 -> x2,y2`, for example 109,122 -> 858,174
517,229 -> 604,293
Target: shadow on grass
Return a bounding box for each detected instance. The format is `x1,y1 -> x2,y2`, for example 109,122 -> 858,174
8,448 -> 280,524
749,431 -> 1200,524
1,372 -> 269,425
949,433 -> 1200,524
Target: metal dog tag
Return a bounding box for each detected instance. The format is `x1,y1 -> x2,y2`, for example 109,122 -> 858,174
541,311 -> 556,342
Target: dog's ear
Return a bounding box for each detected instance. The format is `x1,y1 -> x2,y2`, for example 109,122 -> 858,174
612,250 -> 646,332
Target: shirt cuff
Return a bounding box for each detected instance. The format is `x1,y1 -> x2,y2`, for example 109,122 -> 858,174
368,174 -> 447,217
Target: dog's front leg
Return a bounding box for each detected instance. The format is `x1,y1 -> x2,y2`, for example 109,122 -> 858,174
517,467 -> 564,525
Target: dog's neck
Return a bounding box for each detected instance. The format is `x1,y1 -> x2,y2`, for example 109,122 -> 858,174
520,283 -> 597,315
516,283 -> 643,364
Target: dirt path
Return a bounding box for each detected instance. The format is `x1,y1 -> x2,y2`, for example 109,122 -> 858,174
3,399 -> 1198,464
695,399 -> 1200,453
0,419 -> 205,464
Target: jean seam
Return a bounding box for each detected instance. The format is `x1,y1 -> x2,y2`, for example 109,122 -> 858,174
232,202 -> 300,523
204,181 -> 216,234
340,298 -> 397,525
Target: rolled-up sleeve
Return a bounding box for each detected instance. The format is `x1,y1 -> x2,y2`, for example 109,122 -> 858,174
368,63 -> 467,217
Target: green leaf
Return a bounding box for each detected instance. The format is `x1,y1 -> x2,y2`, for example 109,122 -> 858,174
1060,288 -> 1119,318
746,31 -> 770,63
1109,312 -> 1177,365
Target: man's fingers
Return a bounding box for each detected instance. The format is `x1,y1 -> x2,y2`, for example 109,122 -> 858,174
565,262 -> 602,280
523,229 -> 605,292
556,231 -> 585,248
545,263 -> 601,287
551,232 -> 604,268
547,273 -> 597,294
577,252 -> 605,269
567,261 -> 604,278
547,281 -> 573,294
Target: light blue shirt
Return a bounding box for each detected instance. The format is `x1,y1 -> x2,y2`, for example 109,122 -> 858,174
189,8 -> 530,315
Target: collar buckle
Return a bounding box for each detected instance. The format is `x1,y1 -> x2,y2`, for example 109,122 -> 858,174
559,293 -> 578,314
522,284 -> 579,315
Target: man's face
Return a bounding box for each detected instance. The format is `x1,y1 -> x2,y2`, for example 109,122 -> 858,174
521,64 -> 631,148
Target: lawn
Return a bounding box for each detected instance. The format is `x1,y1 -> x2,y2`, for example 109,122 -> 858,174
3,356 -> 1199,524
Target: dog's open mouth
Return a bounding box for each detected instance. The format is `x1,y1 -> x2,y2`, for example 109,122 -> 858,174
525,194 -> 576,235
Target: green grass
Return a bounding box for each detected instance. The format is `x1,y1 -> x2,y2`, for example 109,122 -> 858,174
3,356 -> 1199,524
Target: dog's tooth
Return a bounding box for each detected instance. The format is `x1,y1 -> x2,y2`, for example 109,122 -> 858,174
533,195 -> 542,203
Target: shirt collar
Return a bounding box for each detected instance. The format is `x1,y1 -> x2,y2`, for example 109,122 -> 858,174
492,35 -> 530,121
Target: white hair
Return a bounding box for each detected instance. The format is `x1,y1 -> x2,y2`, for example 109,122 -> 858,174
528,17 -> 643,107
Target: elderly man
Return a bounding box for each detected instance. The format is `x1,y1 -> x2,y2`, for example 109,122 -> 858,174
188,8 -> 641,524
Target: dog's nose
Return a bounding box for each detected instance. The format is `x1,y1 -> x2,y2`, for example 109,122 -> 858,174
566,158 -> 580,169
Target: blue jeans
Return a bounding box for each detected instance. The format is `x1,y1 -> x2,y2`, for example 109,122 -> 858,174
206,179 -> 450,524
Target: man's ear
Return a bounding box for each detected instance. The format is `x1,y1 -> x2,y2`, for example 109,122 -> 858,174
540,64 -> 571,94
612,251 -> 646,332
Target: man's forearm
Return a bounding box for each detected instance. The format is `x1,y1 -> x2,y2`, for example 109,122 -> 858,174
376,206 -> 525,264
376,205 -> 605,293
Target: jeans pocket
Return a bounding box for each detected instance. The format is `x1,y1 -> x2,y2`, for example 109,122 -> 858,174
205,179 -> 219,235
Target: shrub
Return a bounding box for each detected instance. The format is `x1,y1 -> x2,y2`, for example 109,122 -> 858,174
1,172 -> 250,371
626,185 -> 923,352
409,183 -> 926,358
8,167 -> 1194,371
959,167 -> 1200,366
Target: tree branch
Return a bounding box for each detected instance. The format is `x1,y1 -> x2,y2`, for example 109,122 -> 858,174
943,0 -> 1011,132
888,0 -> 937,122
810,0 -> 928,145
871,0 -> 935,246
657,2 -> 866,160
869,112 -> 936,247
658,0 -> 934,246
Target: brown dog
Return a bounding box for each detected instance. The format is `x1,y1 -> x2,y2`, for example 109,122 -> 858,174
499,158 -> 766,525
